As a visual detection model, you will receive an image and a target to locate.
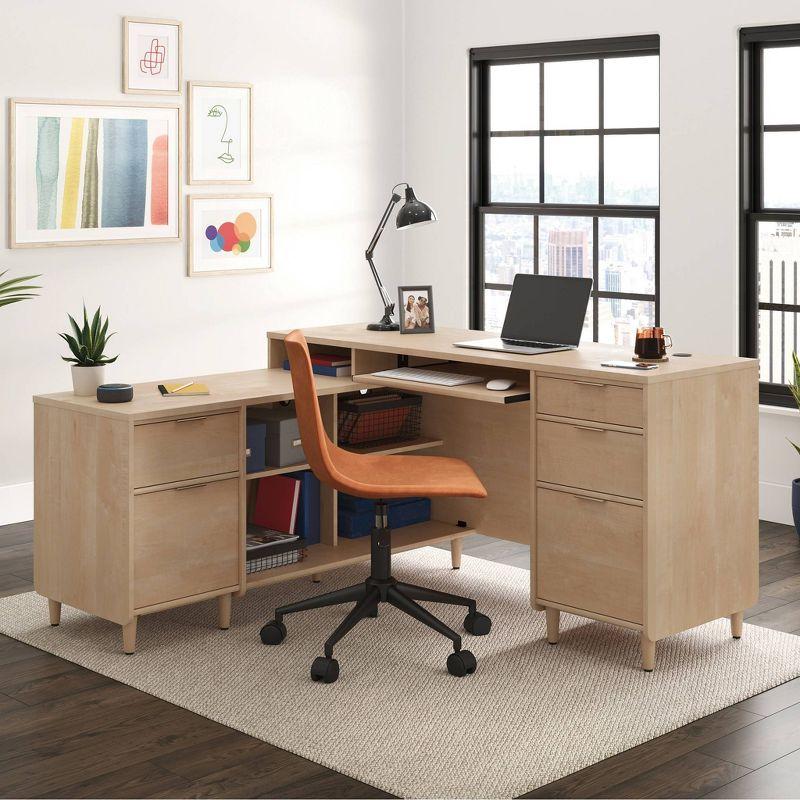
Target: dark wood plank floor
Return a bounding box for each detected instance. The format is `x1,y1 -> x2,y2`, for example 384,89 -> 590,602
1,519 -> 799,799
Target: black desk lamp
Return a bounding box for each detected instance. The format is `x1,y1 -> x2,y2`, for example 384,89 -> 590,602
365,183 -> 436,331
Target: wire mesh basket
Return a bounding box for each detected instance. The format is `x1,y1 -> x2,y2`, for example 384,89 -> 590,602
337,390 -> 422,448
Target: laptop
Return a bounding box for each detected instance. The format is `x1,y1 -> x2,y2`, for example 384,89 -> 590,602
454,274 -> 592,355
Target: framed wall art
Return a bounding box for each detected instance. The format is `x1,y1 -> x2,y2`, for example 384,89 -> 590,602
9,98 -> 181,248
188,81 -> 253,184
188,194 -> 272,276
123,17 -> 182,95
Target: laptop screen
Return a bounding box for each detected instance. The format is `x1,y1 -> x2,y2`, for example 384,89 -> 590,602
501,274 -> 593,346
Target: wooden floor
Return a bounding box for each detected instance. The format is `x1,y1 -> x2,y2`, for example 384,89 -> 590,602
1,520 -> 799,799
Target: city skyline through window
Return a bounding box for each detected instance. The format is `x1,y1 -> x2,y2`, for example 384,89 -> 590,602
470,37 -> 660,345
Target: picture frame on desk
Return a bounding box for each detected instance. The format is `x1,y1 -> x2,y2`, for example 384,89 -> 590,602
398,285 -> 435,333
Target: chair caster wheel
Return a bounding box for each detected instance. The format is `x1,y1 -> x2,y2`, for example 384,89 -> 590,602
259,620 -> 286,645
311,656 -> 340,683
464,611 -> 492,636
368,605 -> 378,618
447,649 -> 477,677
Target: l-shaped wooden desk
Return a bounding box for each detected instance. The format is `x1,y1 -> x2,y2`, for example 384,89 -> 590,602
33,324 -> 759,671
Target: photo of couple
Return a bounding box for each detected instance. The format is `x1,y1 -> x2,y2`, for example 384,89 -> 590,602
398,285 -> 435,334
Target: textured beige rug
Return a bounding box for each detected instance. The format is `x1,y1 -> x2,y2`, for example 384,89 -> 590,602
1,548 -> 799,799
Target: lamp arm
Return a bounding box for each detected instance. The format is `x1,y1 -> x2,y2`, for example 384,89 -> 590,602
365,190 -> 403,308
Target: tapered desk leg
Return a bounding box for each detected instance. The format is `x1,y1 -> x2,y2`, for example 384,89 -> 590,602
218,593 -> 232,630
545,607 -> 560,644
451,538 -> 463,570
48,599 -> 62,626
311,573 -> 321,583
730,611 -> 744,639
122,618 -> 137,654
641,635 -> 655,672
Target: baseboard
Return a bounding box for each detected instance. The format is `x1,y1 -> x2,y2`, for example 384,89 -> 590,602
760,480 -> 793,525
0,482 -> 33,526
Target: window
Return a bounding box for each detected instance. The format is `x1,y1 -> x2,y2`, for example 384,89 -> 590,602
741,26 -> 800,406
469,37 -> 660,345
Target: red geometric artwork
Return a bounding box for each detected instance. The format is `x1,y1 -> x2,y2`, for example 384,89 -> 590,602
139,38 -> 166,76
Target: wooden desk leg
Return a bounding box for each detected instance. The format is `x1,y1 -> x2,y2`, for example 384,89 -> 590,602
730,611 -> 744,639
451,538 -> 463,570
218,593 -> 232,630
545,607 -> 560,644
122,618 -> 137,654
48,599 -> 62,626
311,573 -> 321,583
641,635 -> 655,672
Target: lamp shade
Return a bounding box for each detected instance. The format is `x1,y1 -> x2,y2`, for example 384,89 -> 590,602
396,185 -> 436,229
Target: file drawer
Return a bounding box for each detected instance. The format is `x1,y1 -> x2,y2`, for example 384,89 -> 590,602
536,487 -> 643,623
133,477 -> 239,608
537,376 -> 643,428
134,411 -> 239,488
537,419 -> 644,499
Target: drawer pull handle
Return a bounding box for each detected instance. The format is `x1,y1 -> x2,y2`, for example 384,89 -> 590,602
574,381 -> 606,387
574,425 -> 606,432
174,416 -> 208,424
573,494 -> 606,503
175,483 -> 208,491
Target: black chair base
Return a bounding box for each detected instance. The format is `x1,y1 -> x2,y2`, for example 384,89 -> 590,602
259,502 -> 491,683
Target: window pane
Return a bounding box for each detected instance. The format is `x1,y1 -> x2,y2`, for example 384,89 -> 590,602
597,298 -> 654,346
491,63 -> 540,131
757,221 -> 800,307
763,46 -> 800,125
599,217 -> 656,294
484,288 -> 510,331
483,214 -> 534,284
544,60 -> 599,129
544,136 -> 598,203
604,134 -> 658,205
604,56 -> 659,128
759,309 -> 799,385
539,216 -> 593,278
490,136 -> 540,202
764,132 -> 800,209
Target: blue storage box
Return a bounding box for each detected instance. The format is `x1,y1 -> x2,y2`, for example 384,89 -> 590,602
246,420 -> 267,473
338,496 -> 431,539
288,470 -> 321,546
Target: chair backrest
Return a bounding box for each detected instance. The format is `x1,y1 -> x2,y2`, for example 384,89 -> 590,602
284,330 -> 340,486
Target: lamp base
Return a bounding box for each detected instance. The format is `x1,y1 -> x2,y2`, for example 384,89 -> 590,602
366,321 -> 399,332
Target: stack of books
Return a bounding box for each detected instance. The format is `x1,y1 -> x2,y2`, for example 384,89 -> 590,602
247,474 -> 306,573
283,352 -> 351,377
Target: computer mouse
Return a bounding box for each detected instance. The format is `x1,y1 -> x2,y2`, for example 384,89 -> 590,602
486,378 -> 516,391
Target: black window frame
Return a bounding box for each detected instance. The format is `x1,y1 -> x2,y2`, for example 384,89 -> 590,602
469,35 -> 661,336
740,24 -> 800,407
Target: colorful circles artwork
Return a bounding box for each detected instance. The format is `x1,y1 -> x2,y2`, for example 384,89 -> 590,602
205,212 -> 257,255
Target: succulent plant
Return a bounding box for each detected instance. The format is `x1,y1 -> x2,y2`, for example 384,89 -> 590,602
59,305 -> 118,367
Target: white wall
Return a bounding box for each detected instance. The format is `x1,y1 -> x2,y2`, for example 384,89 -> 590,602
402,0 -> 800,523
0,0 -> 404,523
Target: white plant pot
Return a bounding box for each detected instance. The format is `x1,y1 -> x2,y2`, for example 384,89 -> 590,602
71,364 -> 106,396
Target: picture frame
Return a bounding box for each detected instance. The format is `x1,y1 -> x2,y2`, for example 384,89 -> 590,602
188,81 -> 253,184
123,17 -> 182,95
9,98 -> 181,248
398,285 -> 435,333
188,194 -> 273,277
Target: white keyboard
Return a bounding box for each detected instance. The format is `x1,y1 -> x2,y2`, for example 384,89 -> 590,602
371,367 -> 485,387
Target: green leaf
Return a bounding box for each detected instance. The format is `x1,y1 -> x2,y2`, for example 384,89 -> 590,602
90,307 -> 101,351
68,313 -> 82,341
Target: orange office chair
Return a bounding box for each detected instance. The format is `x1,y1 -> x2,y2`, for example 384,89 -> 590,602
259,330 -> 491,683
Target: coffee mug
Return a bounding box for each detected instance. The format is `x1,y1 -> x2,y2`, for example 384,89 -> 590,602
635,327 -> 672,359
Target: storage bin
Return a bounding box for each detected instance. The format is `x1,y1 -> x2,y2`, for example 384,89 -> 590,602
245,420 -> 267,473
249,406 -> 306,467
337,496 -> 431,538
337,390 -> 422,447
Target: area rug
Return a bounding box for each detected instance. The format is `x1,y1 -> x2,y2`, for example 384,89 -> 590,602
1,548 -> 799,799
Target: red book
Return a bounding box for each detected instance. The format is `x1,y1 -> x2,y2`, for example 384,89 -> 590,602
310,353 -> 351,367
253,475 -> 301,534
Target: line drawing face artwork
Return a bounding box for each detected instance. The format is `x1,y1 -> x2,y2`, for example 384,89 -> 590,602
208,105 -> 234,164
139,38 -> 166,75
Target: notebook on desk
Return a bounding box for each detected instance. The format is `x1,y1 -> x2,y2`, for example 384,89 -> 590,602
158,381 -> 210,396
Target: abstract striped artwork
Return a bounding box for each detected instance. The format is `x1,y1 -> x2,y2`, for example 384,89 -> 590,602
33,116 -> 165,231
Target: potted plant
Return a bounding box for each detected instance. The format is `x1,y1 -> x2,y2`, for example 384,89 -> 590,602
789,352 -> 800,537
59,305 -> 118,396
0,270 -> 41,308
